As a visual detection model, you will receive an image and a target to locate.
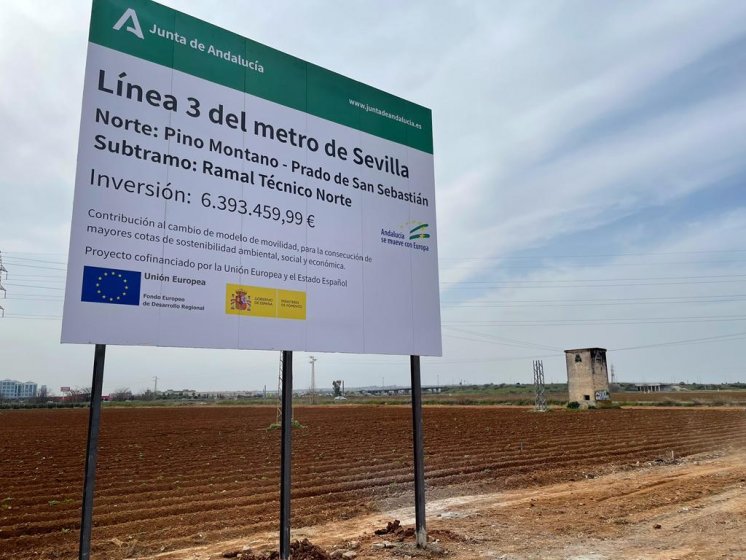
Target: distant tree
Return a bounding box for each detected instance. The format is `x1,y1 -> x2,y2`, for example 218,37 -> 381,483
68,386 -> 92,403
110,387 -> 133,401
135,389 -> 156,401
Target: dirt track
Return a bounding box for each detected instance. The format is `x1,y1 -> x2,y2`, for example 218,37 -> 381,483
185,451 -> 746,560
1,406 -> 745,559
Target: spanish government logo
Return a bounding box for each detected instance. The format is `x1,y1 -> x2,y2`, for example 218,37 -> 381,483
81,266 -> 141,306
226,283 -> 306,320
230,288 -> 252,312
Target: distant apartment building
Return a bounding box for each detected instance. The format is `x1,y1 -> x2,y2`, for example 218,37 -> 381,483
0,379 -> 38,399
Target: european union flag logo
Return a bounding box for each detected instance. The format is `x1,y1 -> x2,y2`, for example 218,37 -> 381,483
81,266 -> 141,306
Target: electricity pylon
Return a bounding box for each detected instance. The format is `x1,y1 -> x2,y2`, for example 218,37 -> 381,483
533,360 -> 548,412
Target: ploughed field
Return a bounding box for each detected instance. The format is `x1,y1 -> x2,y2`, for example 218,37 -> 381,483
1,406 -> 745,559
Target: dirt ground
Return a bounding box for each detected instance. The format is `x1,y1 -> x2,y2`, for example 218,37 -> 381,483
2,406 -> 745,559
153,451 -> 746,560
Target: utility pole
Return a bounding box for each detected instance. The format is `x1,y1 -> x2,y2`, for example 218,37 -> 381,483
152,376 -> 158,395
1,252 -> 8,315
0,251 -> 7,280
309,355 -> 317,404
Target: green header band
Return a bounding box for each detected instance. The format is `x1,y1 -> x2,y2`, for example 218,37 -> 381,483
89,0 -> 433,154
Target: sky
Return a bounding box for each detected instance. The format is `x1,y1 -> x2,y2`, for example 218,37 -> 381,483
1,0 -> 746,394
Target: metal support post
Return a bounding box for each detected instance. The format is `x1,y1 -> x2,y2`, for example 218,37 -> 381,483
79,344 -> 106,560
410,355 -> 427,548
279,350 -> 293,560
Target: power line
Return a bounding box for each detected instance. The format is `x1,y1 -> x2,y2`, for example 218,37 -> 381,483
431,352 -> 558,365
443,294 -> 746,304
2,314 -> 61,320
442,298 -> 746,308
441,260 -> 746,269
4,283 -> 64,290
4,297 -> 63,302
4,263 -> 66,271
443,326 -> 562,351
7,274 -> 66,280
318,329 -> 746,365
444,280 -> 746,289
444,316 -> 746,325
610,331 -> 746,352
442,332 -> 561,354
4,293 -> 64,298
2,256 -> 66,265
5,279 -> 65,286
442,273 -> 746,284
439,249 -> 746,260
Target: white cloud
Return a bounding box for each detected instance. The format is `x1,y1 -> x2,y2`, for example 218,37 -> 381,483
1,0 -> 745,390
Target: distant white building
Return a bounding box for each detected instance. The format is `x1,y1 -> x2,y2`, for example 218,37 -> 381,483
163,389 -> 197,398
0,379 -> 38,399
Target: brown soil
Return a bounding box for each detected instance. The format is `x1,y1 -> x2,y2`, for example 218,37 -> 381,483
611,391 -> 746,406
161,451 -> 746,560
1,406 -> 745,559
219,538 -> 330,560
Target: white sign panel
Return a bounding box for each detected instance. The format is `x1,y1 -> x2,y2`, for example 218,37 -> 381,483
62,0 -> 441,356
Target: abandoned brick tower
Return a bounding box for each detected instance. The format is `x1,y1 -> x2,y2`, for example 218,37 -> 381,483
564,347 -> 611,408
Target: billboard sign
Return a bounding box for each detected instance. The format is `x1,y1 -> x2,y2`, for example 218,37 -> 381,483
62,0 -> 441,355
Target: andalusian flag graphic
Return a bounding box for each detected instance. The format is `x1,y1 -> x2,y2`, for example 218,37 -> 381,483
409,223 -> 430,240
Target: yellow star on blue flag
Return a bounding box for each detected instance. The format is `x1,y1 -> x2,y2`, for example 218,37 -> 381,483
81,266 -> 141,306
